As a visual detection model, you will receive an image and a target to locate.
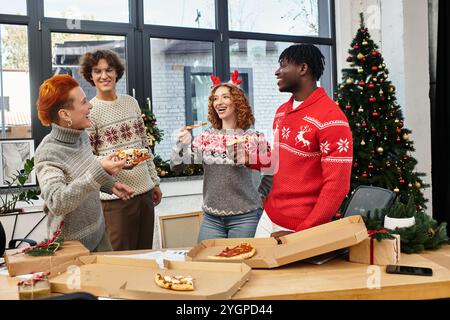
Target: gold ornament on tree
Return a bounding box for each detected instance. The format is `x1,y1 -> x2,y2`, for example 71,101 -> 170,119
377,147 -> 384,154
415,181 -> 422,188
357,53 -> 365,60
394,187 -> 400,193
346,78 -> 354,85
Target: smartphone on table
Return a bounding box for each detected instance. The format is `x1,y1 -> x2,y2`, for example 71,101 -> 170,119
386,265 -> 433,277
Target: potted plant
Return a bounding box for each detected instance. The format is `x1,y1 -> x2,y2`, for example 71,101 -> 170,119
383,196 -> 416,230
0,158 -> 40,215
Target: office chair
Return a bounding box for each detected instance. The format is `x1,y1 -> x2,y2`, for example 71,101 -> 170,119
342,185 -> 396,218
0,221 -> 37,258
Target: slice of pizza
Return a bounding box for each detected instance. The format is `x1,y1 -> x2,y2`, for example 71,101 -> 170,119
226,135 -> 257,146
185,122 -> 209,130
207,242 -> 256,260
154,274 -> 194,291
117,148 -> 152,165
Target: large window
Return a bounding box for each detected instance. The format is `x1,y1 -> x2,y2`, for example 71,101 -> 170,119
228,0 -> 321,36
44,0 -> 130,23
229,40 -> 293,133
51,33 -> 127,100
0,2 -> 27,16
0,24 -> 31,139
0,0 -> 336,173
150,38 -> 214,159
144,0 -> 215,28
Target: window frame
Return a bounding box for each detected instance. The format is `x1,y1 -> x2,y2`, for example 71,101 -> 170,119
0,0 -> 336,148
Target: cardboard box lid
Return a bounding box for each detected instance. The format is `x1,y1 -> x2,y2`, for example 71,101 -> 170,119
50,255 -> 251,300
4,241 -> 90,277
187,215 -> 368,269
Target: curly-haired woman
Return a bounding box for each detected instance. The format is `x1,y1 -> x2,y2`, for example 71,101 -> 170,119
171,81 -> 271,241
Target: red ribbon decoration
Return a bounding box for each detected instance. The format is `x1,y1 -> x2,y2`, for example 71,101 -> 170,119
367,229 -> 389,265
368,229 -> 389,237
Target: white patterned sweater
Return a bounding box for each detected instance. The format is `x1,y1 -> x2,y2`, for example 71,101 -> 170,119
171,128 -> 271,216
86,95 -> 160,200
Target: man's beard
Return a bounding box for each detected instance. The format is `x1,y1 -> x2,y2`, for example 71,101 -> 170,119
279,82 -> 300,93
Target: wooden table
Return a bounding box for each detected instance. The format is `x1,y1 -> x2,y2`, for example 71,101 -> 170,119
2,246 -> 450,300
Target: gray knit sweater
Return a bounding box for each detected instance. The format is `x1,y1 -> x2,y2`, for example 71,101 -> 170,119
35,124 -> 116,251
171,128 -> 267,216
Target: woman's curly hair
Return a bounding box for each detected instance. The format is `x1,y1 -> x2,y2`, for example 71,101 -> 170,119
79,50 -> 125,87
207,83 -> 255,130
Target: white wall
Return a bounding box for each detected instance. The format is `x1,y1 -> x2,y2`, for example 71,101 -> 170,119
335,0 -> 432,214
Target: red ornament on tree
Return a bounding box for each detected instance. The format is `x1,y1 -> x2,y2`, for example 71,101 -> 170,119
371,66 -> 378,72
372,112 -> 380,118
362,122 -> 367,128
358,81 -> 365,87
371,127 -> 377,133
353,162 -> 359,168
354,44 -> 359,50
369,97 -> 376,103
368,164 -> 374,169
400,179 -> 406,185
371,50 -> 378,57
345,104 -> 352,110
368,83 -> 375,89
362,172 -> 368,178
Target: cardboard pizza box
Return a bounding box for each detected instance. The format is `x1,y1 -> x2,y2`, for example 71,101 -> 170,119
4,241 -> 90,277
187,215 -> 368,268
49,255 -> 251,300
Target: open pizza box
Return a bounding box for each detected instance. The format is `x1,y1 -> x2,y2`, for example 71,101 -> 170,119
187,215 -> 368,268
49,255 -> 251,300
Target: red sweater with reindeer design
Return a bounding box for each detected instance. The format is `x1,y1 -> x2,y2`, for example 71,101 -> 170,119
263,88 -> 353,232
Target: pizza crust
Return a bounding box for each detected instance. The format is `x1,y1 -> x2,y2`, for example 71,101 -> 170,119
154,274 -> 194,291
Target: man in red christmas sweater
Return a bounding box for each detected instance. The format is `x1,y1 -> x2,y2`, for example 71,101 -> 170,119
253,44 -> 353,240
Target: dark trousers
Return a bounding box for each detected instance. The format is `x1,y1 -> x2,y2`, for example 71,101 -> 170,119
102,190 -> 154,251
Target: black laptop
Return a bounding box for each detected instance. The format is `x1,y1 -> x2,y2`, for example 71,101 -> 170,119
301,186 -> 396,265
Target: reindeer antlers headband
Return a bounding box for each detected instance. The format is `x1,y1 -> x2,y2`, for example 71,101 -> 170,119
210,70 -> 243,88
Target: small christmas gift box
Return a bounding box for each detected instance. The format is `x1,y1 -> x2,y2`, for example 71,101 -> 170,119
349,229 -> 401,266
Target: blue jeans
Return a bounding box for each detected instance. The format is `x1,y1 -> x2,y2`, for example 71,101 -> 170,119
198,208 -> 263,242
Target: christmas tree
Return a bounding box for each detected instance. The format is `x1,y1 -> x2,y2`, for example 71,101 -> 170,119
336,13 -> 428,209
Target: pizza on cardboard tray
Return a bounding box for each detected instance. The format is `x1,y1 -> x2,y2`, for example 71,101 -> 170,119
208,242 -> 256,260
154,274 -> 194,291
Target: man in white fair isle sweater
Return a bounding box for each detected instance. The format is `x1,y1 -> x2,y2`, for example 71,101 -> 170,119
80,50 -> 162,251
